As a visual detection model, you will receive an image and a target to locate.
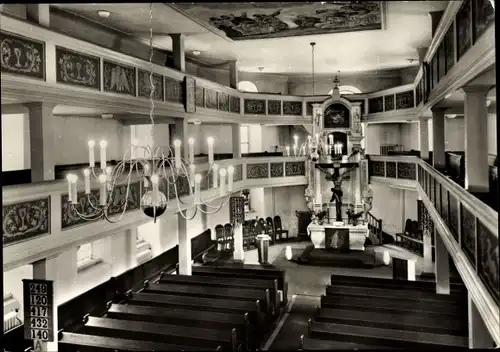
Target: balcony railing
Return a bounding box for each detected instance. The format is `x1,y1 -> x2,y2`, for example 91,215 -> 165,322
2,156 -> 307,271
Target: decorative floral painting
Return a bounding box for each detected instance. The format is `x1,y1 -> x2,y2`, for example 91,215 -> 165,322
175,1 -> 383,40
0,31 -> 45,79
3,198 -> 50,245
56,46 -> 100,89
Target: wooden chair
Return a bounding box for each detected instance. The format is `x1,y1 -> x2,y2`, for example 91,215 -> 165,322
273,216 -> 289,241
265,217 -> 276,243
214,224 -> 224,252
224,223 -> 234,252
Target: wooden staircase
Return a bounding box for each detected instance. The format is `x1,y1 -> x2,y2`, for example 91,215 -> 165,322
299,274 -> 469,350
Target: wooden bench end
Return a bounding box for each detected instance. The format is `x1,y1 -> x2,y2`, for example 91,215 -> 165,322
82,313 -> 90,324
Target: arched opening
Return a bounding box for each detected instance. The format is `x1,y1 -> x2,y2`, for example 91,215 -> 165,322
328,85 -> 362,95
237,81 -> 258,93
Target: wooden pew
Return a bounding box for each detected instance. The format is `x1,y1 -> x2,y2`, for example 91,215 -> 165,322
157,273 -> 280,314
194,263 -> 288,304
106,303 -> 252,350
58,330 -> 210,351
125,291 -> 265,327
79,316 -> 239,351
142,281 -> 272,316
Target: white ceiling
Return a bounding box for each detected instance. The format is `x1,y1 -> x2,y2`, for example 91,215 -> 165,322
51,1 -> 448,74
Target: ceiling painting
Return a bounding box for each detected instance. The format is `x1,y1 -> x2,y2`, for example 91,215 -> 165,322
175,1 -> 384,40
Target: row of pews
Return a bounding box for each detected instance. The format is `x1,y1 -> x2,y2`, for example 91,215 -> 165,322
299,274 -> 468,350
57,263 -> 288,351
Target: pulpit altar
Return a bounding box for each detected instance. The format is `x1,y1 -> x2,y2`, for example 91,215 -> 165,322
308,222 -> 369,251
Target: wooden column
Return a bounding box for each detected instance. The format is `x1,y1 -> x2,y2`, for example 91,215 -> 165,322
170,34 -> 185,72
419,117 -> 430,160
232,124 -> 242,158
229,60 -> 239,90
25,102 -> 56,182
431,107 -> 446,169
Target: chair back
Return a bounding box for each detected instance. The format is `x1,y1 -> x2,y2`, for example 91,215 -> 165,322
214,224 -> 224,238
404,219 -> 412,234
224,223 -> 233,235
243,220 -> 250,235
265,217 -> 274,231
274,215 -> 283,230
254,220 -> 265,234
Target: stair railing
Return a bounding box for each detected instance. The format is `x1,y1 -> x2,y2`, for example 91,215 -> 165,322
366,212 -> 383,245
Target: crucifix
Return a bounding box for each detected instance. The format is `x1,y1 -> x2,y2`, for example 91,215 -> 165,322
316,162 -> 358,221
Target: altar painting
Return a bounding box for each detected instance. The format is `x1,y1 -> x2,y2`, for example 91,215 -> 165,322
323,103 -> 350,129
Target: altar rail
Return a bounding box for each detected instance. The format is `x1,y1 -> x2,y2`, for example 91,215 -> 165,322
2,156 -> 307,271
2,6 -> 493,125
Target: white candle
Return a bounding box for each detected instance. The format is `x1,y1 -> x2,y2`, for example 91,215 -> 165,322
173,139 -> 182,170
194,174 -> 202,204
71,176 -> 78,204
315,133 -> 319,145
189,164 -> 196,190
67,174 -> 73,202
293,145 -> 298,157
227,166 -> 234,192
188,138 -> 195,164
207,137 -> 214,165
212,164 -> 219,188
293,135 -> 298,147
329,134 -> 334,145
88,140 -> 95,168
99,174 -> 107,205
151,174 -> 159,206
285,146 -> 290,157
99,140 -> 107,170
219,168 -> 227,197
83,169 -> 90,194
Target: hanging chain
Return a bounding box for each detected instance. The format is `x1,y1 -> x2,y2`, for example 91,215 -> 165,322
148,3 -> 156,167
311,42 -> 315,96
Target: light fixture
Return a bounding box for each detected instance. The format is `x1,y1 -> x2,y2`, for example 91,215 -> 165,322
258,66 -> 264,72
192,50 -> 201,56
310,42 -> 316,95
66,3 -> 230,223
97,10 -> 110,18
447,114 -> 456,119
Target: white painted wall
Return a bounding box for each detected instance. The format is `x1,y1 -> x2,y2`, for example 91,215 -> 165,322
399,123 -> 419,151
1,114 -> 31,171
365,123 -> 401,154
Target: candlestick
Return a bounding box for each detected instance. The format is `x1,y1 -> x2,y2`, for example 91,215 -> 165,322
207,137 -> 214,164
194,174 -> 202,204
71,175 -> 78,204
212,164 -> 219,188
173,139 -> 181,169
151,174 -> 159,206
219,168 -> 227,197
99,174 -> 107,205
67,174 -> 73,202
88,140 -> 95,168
227,166 -> 234,192
189,164 -> 196,189
99,140 -> 107,170
188,138 -> 195,164
328,134 -> 334,145
83,169 -> 90,194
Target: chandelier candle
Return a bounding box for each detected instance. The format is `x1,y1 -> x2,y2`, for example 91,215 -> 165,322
286,146 -> 290,156
71,175 -> 78,205
329,134 -> 334,145
194,174 -> 202,204
83,169 -> 90,194
173,139 -> 182,169
188,138 -> 195,164
219,168 -> 227,196
88,140 -> 95,167
227,166 -> 234,192
212,164 -> 219,188
293,145 -> 298,157
207,137 -> 214,164
99,140 -> 107,170
99,174 -> 107,205
293,135 -> 298,147
189,164 -> 196,188
67,175 -> 73,202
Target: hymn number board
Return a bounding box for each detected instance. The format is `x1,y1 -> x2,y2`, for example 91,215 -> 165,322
23,279 -> 54,342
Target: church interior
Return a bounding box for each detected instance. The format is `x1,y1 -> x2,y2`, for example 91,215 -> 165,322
1,1 -> 499,351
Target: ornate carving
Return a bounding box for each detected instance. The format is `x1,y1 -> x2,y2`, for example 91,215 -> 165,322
205,89 -> 218,109
232,164 -> 243,182
244,99 -> 266,114
385,162 -> 396,178
218,92 -> 229,111
460,205 -> 476,265
396,90 -> 414,109
230,95 -> 240,113
195,86 -> 204,107
270,162 -> 284,177
138,69 -> 163,100
106,182 -> 142,216
3,198 -> 50,245
61,189 -> 100,228
477,219 -> 499,303
283,101 -> 302,116
103,61 -> 136,96
368,97 -> 383,114
56,47 -> 100,89
165,78 -> 183,103
185,76 -> 196,113
397,162 -> 416,180
285,161 -> 305,176
456,0 -> 472,60
384,95 -> 394,111
0,31 -> 44,79
246,163 -> 269,179
268,100 -> 281,115
371,161 -> 385,177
